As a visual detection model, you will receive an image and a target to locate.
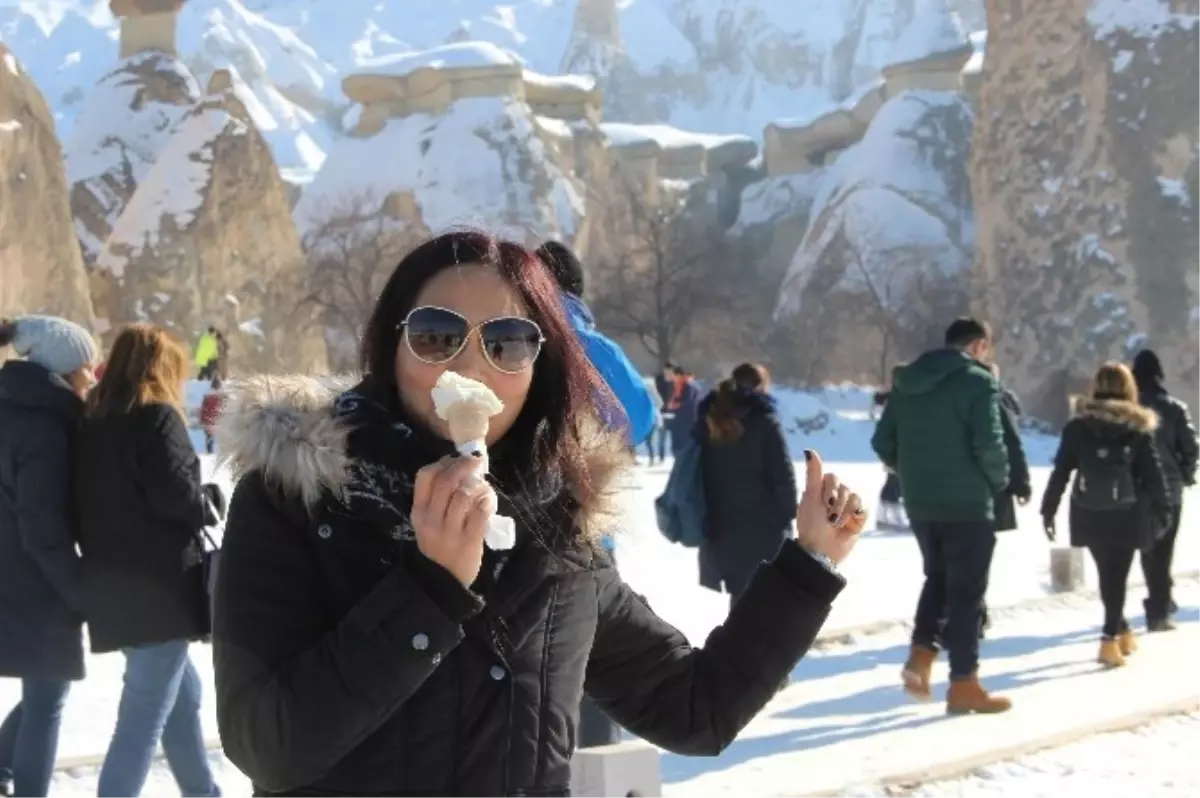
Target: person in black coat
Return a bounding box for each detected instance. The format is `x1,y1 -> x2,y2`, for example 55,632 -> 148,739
211,230 -> 869,797
695,364 -> 800,607
74,324 -> 221,798
1041,362 -> 1169,668
990,366 -> 1031,533
0,315 -> 99,798
1131,349 -> 1199,631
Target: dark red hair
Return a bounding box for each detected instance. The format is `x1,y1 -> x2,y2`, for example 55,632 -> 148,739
361,230 -> 619,523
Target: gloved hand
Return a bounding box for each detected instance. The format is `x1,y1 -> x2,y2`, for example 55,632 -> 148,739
1042,516 -> 1056,543
1013,483 -> 1032,506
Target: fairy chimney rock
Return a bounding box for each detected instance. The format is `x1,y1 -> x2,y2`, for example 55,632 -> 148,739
882,0 -> 972,96
110,0 -> 185,59
0,43 -> 96,327
342,41 -> 525,133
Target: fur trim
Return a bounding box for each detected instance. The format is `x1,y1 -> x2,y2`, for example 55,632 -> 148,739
215,375 -> 357,508
1071,396 -> 1159,433
215,374 -> 633,534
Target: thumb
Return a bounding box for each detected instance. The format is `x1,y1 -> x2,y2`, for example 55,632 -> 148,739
801,449 -> 824,504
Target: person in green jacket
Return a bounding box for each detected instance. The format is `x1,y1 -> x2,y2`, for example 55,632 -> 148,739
871,317 -> 1011,716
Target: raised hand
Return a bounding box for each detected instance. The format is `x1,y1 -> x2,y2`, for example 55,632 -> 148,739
795,450 -> 866,566
411,454 -> 499,587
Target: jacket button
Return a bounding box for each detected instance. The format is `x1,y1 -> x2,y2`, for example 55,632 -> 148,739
489,665 -> 506,681
411,633 -> 429,651
317,524 -> 333,539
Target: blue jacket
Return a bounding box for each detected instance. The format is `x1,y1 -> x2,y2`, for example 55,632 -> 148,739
562,294 -> 657,444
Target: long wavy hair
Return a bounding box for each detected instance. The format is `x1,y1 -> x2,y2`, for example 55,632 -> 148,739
86,323 -> 188,420
360,230 -> 624,534
706,363 -> 770,444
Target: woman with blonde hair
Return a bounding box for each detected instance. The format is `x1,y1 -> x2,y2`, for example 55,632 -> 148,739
75,323 -> 222,797
1041,361 -> 1169,668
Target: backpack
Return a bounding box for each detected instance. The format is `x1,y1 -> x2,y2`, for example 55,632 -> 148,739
655,436 -> 707,548
1073,439 -> 1137,511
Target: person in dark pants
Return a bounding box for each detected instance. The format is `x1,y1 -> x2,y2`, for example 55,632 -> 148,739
1041,362 -> 1169,667
872,318 -> 1011,714
655,364 -> 677,460
0,316 -> 99,797
695,364 -> 801,609
666,368 -> 702,457
1131,349 -> 1198,631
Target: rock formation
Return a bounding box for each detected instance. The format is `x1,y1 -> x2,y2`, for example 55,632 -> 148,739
66,1 -> 201,266
93,71 -> 327,373
298,41 -> 583,245
0,43 -> 96,327
972,0 -> 1199,423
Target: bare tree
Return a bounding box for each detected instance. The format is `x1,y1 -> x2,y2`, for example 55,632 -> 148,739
300,191 -> 429,367
586,171 -> 737,366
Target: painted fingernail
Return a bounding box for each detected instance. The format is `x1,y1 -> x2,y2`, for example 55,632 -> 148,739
470,450 -> 483,458
827,496 -> 836,506
828,513 -> 839,524
854,508 -> 867,516
804,450 -> 814,461
450,451 -> 461,458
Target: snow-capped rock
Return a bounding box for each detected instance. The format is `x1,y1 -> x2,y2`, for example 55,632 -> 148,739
65,49 -> 202,265
0,40 -> 95,327
94,70 -> 326,372
295,41 -> 584,245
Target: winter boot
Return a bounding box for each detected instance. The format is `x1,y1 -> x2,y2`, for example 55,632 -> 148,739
1147,616 -> 1177,632
1097,637 -> 1126,668
901,644 -> 938,701
946,675 -> 1012,715
1117,628 -> 1138,657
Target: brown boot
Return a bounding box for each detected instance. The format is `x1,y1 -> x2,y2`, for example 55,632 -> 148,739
946,675 -> 1012,715
901,644 -> 938,701
1098,637 -> 1126,667
1117,628 -> 1137,657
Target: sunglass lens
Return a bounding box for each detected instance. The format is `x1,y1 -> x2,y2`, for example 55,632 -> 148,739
480,318 -> 542,372
405,307 -> 468,364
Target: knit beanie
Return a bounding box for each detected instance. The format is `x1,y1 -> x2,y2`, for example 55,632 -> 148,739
0,315 -> 100,376
1131,349 -> 1165,389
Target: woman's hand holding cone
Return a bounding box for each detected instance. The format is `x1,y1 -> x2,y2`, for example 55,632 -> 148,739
795,449 -> 866,566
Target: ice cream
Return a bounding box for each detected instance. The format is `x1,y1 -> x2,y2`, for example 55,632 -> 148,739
431,371 -> 515,550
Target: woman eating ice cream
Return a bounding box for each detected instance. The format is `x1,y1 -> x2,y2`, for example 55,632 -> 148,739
211,230 -> 868,797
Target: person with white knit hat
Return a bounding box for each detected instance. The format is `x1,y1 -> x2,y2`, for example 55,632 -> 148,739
0,314 -> 98,797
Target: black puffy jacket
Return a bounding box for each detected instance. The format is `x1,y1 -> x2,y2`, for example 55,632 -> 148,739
0,361 -> 86,681
1138,384 -> 1199,504
213,377 -> 844,797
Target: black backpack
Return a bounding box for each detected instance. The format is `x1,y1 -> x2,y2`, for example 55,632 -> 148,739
1074,438 -> 1137,511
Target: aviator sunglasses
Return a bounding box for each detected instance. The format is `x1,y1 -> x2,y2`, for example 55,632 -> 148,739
399,305 -> 545,374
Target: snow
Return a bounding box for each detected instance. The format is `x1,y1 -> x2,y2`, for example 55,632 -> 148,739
521,69 -> 596,93
8,379 -> 1200,795
356,40 -> 519,76
293,94 -> 582,243
886,0 -> 970,69
963,29 -> 986,75
95,105 -> 247,277
1112,49 -> 1136,72
1086,0 -> 1200,39
601,122 -> 753,151
735,170 -> 828,230
771,78 -> 885,133
1157,176 -> 1191,206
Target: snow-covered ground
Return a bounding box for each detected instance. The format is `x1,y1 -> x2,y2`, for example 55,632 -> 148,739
8,381 -> 1196,793
883,712 -> 1200,797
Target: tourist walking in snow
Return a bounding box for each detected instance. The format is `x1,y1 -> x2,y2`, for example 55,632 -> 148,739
696,364 -> 801,609
200,377 -> 229,455
536,240 -> 657,448
666,367 -> 702,457
195,326 -> 219,381
1041,362 -> 1169,668
1131,349 -> 1198,631
642,375 -> 665,464
75,324 -> 222,798
990,364 -> 1031,533
872,318 -> 1011,714
654,363 -> 678,460
0,316 -> 98,798
211,230 -> 867,796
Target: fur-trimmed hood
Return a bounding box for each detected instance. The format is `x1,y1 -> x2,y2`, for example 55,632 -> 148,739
215,374 -> 629,536
215,375 -> 359,509
1071,396 -> 1159,433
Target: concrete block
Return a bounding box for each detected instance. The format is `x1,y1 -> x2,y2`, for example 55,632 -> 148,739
1050,546 -> 1086,592
570,741 -> 662,797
